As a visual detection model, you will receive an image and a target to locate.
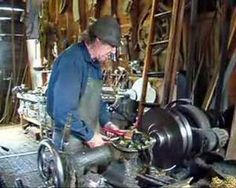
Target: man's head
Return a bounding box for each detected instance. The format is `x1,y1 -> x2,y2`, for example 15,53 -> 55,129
85,16 -> 121,63
89,16 -> 121,47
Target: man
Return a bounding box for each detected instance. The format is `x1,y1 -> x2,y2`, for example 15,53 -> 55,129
47,16 -> 122,149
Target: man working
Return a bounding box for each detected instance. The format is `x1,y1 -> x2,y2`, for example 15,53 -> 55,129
47,16 -> 122,149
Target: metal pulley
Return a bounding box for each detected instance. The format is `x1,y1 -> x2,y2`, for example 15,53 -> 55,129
37,138 -> 114,187
140,103 -> 229,170
140,107 -> 193,169
37,139 -> 64,187
165,99 -> 211,129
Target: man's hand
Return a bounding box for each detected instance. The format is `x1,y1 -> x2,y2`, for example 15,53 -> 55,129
103,122 -> 126,137
104,121 -> 120,130
85,133 -> 106,148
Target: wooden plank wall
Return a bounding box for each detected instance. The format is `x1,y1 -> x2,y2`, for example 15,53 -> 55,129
38,1 -> 236,106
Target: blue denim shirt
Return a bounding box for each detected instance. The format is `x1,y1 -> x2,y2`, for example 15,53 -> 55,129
47,42 -> 110,141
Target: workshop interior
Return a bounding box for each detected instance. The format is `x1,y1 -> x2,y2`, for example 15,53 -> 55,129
0,0 -> 236,187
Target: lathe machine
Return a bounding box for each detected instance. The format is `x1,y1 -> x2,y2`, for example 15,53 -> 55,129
37,99 -> 229,187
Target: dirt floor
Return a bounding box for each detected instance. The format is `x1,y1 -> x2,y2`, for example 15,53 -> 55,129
0,125 -> 44,187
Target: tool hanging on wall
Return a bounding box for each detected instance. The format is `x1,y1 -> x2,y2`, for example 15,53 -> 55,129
111,0 -> 118,16
123,0 -> 133,15
79,0 -> 87,31
94,0 -> 104,18
59,0 -> 68,14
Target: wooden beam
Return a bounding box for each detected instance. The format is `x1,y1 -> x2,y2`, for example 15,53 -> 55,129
161,0 -> 185,105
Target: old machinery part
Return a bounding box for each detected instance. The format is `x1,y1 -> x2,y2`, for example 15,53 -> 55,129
138,6 -> 170,55
140,107 -> 193,169
16,90 -> 52,136
111,129 -> 156,153
36,101 -> 229,187
205,106 -> 236,129
71,145 -> 114,177
108,95 -> 138,129
37,130 -> 156,187
103,131 -> 156,188
37,139 -> 114,187
102,67 -> 129,89
191,127 -> 229,155
130,60 -> 142,74
131,78 -> 157,103
165,99 -> 221,129
14,178 -> 25,188
164,98 -> 193,108
173,104 -> 211,129
37,139 -> 64,187
102,160 -> 141,188
140,105 -> 229,169
79,172 -> 107,187
108,78 -> 157,129
211,128 -> 229,148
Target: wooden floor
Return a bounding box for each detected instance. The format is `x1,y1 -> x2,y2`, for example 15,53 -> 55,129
0,125 -> 44,187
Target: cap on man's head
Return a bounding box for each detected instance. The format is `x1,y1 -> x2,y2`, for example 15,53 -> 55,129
89,16 -> 121,47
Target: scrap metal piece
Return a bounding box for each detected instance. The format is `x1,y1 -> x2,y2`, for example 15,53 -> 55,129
162,177 -> 193,188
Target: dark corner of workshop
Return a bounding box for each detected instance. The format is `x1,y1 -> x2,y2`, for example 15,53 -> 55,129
0,0 -> 236,187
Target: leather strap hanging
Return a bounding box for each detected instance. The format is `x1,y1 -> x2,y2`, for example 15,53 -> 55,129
79,0 -> 87,31
94,0 -> 105,18
111,0 -> 118,16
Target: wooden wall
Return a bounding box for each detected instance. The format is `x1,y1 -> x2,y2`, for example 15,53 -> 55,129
38,0 -> 156,67
37,0 -> 236,107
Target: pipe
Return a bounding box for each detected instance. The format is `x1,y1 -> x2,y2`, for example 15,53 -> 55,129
72,145 -> 113,176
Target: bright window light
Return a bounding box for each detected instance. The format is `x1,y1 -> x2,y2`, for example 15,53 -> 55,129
0,17 -> 11,20
0,7 -> 24,12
